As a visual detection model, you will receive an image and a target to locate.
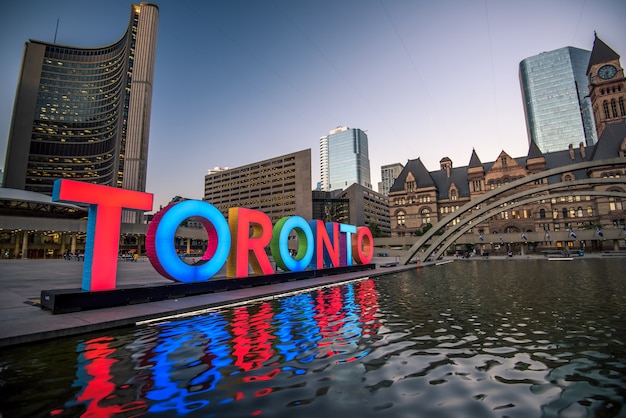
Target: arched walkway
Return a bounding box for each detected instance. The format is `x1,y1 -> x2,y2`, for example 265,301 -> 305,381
400,157 -> 626,264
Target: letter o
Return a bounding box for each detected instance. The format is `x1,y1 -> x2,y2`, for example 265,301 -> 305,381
146,200 -> 230,282
270,216 -> 314,272
353,226 -> 374,264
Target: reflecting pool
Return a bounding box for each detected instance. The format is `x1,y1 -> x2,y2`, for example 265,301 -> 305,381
1,258 -> 625,417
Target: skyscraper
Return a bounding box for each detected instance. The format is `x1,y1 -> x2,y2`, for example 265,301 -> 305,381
519,46 -> 597,153
3,3 -> 159,222
380,162 -> 404,196
319,126 -> 371,192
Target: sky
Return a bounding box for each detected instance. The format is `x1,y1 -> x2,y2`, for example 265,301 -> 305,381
0,0 -> 625,211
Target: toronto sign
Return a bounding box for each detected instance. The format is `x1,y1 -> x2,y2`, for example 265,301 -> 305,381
52,179 -> 374,292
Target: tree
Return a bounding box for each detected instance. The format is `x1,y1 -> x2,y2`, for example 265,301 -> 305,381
368,223 -> 385,238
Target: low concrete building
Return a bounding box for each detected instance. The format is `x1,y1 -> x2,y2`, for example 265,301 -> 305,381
204,149 -> 313,223
313,184 -> 390,237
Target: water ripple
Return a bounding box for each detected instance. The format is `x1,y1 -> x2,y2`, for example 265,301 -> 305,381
0,260 -> 625,417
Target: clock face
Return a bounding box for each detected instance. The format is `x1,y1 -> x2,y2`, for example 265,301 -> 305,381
598,64 -> 617,80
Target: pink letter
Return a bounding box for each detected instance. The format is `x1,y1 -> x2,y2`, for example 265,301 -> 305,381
52,179 -> 153,291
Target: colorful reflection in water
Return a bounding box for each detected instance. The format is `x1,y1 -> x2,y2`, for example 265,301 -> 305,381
31,278 -> 380,417
1,259 -> 626,417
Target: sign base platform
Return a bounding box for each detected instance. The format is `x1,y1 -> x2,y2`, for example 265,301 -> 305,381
41,264 -> 375,314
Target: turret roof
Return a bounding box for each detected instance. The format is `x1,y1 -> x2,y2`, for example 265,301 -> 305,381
587,33 -> 620,74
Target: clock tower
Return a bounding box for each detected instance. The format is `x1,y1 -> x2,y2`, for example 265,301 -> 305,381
587,33 -> 626,138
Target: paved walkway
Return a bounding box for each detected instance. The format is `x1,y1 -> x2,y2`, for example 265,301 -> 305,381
0,259 -> 414,348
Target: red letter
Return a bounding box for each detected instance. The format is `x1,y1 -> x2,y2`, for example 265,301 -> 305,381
226,208 -> 274,278
309,220 -> 340,269
52,179 -> 153,291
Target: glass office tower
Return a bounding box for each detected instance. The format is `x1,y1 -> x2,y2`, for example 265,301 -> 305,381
519,47 -> 597,153
380,162 -> 404,196
3,3 -> 159,222
319,126 -> 372,191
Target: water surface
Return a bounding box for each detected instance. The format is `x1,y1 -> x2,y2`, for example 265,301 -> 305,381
1,258 -> 625,417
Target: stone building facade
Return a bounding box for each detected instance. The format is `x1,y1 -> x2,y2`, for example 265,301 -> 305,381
389,34 -> 626,254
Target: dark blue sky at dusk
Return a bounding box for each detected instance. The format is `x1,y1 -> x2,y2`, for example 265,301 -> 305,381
1,0 -> 624,211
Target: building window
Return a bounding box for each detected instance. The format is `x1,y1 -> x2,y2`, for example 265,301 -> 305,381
553,208 -> 558,219
421,208 -> 431,225
603,101 -> 610,119
450,189 -> 457,201
397,211 -> 406,226
569,207 -> 576,218
501,157 -> 507,167
609,197 -> 623,211
577,207 -> 583,218
473,180 -> 481,192
406,181 -> 415,192
562,208 -> 568,218
611,99 -> 619,118
587,206 -> 593,217
620,97 -> 625,116
540,208 -> 546,219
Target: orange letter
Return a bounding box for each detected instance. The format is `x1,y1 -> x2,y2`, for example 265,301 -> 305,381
226,208 -> 274,278
353,226 -> 374,265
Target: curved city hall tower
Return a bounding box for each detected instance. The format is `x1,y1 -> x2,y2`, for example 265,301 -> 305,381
3,3 -> 158,222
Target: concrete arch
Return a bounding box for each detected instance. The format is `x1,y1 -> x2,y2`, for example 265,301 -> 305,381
400,157 -> 626,264
427,189 -> 626,261
501,225 -> 522,233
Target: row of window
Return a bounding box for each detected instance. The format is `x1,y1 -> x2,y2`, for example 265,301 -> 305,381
45,37 -> 128,60
393,194 -> 432,205
205,176 -> 298,193
394,199 -> 624,227
29,136 -> 117,157
538,207 -> 594,219
601,97 -> 626,119
478,218 -> 626,235
488,177 -> 523,189
599,85 -> 622,95
395,208 -> 431,226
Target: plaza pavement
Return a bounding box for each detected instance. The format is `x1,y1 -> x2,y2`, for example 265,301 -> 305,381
0,258 -> 414,348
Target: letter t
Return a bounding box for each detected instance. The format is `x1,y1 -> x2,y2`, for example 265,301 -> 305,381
52,179 -> 153,291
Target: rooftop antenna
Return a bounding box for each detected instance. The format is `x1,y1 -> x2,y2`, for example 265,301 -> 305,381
53,18 -> 59,43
